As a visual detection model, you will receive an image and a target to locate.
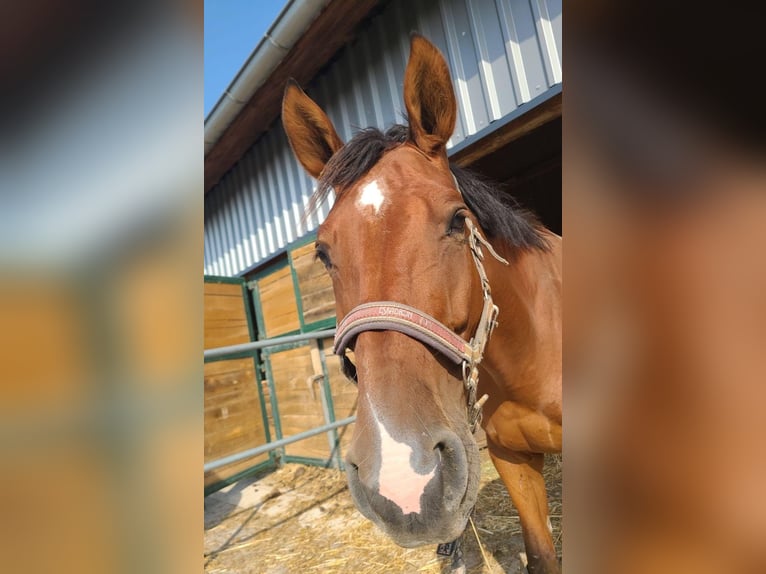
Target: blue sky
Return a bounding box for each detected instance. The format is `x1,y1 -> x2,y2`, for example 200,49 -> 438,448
204,0 -> 287,118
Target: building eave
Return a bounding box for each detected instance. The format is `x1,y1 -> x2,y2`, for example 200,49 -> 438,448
204,0 -> 382,194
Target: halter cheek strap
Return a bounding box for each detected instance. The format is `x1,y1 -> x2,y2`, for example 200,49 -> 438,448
333,217 -> 509,431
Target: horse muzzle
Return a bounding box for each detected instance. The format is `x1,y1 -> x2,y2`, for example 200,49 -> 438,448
345,427 -> 480,547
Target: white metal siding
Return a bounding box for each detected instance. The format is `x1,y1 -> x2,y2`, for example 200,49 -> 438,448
204,0 -> 562,276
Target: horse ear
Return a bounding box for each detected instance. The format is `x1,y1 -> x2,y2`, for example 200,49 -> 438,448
282,79 -> 343,179
403,34 -> 457,156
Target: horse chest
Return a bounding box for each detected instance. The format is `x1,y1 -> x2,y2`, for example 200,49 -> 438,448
484,400 -> 562,454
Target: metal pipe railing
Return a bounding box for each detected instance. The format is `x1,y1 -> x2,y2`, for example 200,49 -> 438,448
203,328 -> 336,360
204,327 -> 351,475
204,415 -> 356,473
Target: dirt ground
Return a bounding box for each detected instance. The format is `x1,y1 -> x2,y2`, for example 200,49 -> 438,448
204,449 -> 561,573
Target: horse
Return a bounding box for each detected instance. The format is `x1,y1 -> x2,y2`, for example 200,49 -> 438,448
282,34 -> 562,574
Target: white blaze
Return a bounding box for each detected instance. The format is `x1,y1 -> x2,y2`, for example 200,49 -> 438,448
356,180 -> 386,215
369,402 -> 437,515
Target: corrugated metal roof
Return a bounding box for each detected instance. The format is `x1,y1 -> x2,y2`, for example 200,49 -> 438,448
204,0 -> 562,277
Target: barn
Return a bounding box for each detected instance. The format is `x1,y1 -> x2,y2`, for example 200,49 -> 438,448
203,0 -> 561,495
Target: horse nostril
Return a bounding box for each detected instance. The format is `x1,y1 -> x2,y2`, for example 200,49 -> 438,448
435,441 -> 446,452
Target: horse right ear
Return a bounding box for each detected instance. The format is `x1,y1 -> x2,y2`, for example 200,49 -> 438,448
403,34 -> 457,157
282,79 -> 343,179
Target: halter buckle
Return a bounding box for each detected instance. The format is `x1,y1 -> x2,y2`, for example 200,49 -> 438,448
488,304 -> 500,337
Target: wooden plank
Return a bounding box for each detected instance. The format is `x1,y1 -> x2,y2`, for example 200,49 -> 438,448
205,426 -> 263,455
309,340 -> 323,377
204,356 -> 269,484
267,346 -> 330,460
258,265 -> 291,287
204,357 -> 253,376
204,322 -> 249,336
291,243 -> 335,326
204,319 -> 249,332
204,319 -> 250,331
204,365 -> 262,433
204,291 -> 247,305
204,282 -> 245,297
205,428 -> 261,458
204,299 -> 249,320
300,279 -> 334,298
204,396 -> 261,419
302,295 -> 335,325
295,269 -> 328,288
204,326 -> 251,350
204,393 -> 261,413
257,266 -> 300,337
204,279 -> 252,350
203,279 -> 268,485
271,401 -> 328,418
290,242 -> 315,260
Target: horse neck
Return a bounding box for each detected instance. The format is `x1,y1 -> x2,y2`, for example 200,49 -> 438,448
482,233 -> 563,399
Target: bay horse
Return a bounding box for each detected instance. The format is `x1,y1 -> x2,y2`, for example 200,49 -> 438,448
282,34 -> 562,574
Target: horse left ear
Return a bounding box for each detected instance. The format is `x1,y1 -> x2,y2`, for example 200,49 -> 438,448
404,34 -> 457,157
282,78 -> 344,179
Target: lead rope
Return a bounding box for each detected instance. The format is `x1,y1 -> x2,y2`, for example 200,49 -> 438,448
469,515 -> 492,572
443,514 -> 493,573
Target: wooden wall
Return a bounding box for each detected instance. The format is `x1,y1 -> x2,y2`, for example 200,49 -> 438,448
204,279 -> 270,487
204,281 -> 252,348
255,266 -> 300,338
266,344 -> 329,460
205,236 -> 358,485
263,340 -> 358,464
291,242 -> 335,326
250,239 -> 358,467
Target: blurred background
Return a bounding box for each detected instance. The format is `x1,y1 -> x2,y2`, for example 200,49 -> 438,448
564,2 -> 766,573
0,1 -> 203,572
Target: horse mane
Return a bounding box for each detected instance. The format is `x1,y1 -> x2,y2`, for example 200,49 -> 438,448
450,164 -> 550,251
309,124 -> 549,252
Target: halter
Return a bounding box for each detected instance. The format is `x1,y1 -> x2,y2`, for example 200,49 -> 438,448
333,180 -> 509,432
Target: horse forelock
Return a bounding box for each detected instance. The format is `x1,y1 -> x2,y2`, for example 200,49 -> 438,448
306,125 -> 408,218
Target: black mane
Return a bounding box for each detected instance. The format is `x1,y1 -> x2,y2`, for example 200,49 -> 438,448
451,164 -> 549,251
310,124 -> 548,251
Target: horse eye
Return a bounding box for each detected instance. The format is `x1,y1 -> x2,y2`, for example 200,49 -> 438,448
448,210 -> 468,236
315,246 -> 332,270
